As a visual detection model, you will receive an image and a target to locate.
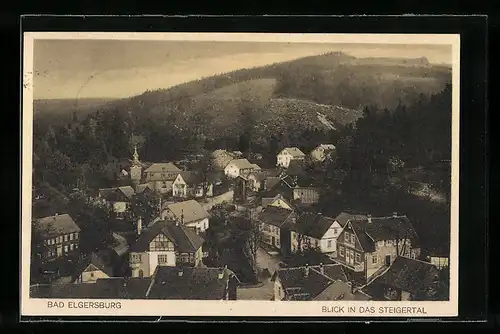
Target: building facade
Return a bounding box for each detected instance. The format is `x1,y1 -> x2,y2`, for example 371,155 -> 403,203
32,214 -> 81,261
276,147 -> 306,168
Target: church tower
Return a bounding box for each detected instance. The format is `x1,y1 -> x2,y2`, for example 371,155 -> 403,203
130,145 -> 142,188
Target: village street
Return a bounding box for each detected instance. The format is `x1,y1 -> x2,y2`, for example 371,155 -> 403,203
237,247 -> 282,300
200,189 -> 234,211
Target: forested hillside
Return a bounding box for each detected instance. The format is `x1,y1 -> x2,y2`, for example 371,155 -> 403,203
32,52 -> 452,226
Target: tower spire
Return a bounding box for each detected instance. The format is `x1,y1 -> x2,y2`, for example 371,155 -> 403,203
132,145 -> 140,165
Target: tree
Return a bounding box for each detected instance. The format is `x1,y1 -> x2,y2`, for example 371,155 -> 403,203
129,191 -> 161,227
192,149 -> 215,199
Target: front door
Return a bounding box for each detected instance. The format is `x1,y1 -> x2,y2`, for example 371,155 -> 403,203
346,249 -> 354,266
385,255 -> 391,266
56,245 -> 62,257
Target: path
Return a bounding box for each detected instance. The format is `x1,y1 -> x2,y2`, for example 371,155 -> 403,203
200,190 -> 234,211
237,247 -> 282,300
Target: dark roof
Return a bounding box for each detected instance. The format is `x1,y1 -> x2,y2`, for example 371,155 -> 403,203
130,220 -> 204,253
290,213 -> 336,239
98,186 -> 135,202
73,252 -> 115,280
146,266 -> 237,300
286,160 -> 306,176
136,183 -> 153,194
349,215 -> 420,252
248,169 -> 280,182
363,256 -> 439,296
177,171 -> 203,185
334,212 -> 368,227
144,163 -> 181,173
30,277 -> 151,299
33,214 -> 81,239
259,206 -> 295,228
276,264 -> 347,300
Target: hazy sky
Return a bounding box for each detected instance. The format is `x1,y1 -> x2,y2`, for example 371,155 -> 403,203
33,40 -> 452,99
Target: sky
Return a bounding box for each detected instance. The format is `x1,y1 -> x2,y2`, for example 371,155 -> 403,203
33,40 -> 452,100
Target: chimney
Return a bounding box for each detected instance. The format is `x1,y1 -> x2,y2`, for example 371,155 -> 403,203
319,263 -> 324,274
367,214 -> 372,224
393,212 -> 398,217
137,217 -> 143,235
304,264 -> 309,277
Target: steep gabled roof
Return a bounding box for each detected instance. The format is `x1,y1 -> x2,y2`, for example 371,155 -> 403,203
290,213 -> 336,239
164,200 -> 210,223
362,256 -> 439,297
146,266 -> 238,300
259,206 -> 296,228
136,183 -> 154,194
349,215 -> 420,252
176,171 -> 203,185
130,220 -> 204,253
334,212 -> 368,227
225,158 -> 256,170
280,147 -> 306,158
33,214 -> 81,239
73,252 -> 114,280
98,186 -> 135,202
276,264 -> 347,300
144,163 -> 181,173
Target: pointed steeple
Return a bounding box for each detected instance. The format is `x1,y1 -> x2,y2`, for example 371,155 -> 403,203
132,145 -> 140,166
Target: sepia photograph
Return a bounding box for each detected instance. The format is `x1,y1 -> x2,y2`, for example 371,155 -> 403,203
21,32 -> 459,317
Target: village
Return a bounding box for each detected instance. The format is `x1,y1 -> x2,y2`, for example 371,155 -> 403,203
30,143 -> 450,302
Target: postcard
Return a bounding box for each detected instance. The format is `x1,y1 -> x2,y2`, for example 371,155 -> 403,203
21,32 -> 460,318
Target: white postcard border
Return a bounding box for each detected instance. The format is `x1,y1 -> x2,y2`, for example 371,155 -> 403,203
21,32 -> 460,318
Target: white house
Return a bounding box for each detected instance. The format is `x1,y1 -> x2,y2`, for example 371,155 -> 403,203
289,213 -> 341,255
160,199 -> 211,234
276,147 -> 306,168
172,171 -> 213,199
97,186 -> 135,219
144,163 -> 182,194
73,252 -> 114,284
129,219 -> 204,277
310,144 -> 337,163
224,159 -> 260,179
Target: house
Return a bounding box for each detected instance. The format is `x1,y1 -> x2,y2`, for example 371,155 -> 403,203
30,266 -> 240,300
172,171 -> 213,199
146,266 -> 240,300
246,169 -> 280,192
73,252 -> 114,284
283,159 -> 307,176
258,205 -> 297,254
272,263 -> 371,301
276,147 -> 306,168
310,144 -> 337,163
160,199 -> 211,233
97,186 -> 135,218
32,214 -> 81,261
224,158 -> 260,179
289,213 -> 340,255
212,149 -> 238,170
129,219 -> 204,278
361,256 -> 440,301
335,213 -> 421,282
144,163 -> 182,194
262,193 -> 295,211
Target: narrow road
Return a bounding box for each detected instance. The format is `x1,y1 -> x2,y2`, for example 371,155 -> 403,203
237,247 -> 282,301
200,190 -> 234,211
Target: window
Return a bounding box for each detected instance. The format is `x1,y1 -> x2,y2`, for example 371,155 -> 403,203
411,252 -> 416,259
90,272 -> 95,277
64,234 -> 68,242
158,254 -> 169,264
355,252 -> 361,263
75,232 -> 79,239
377,241 -> 384,248
344,232 -> 350,242
70,244 -> 74,251
350,234 -> 355,244
64,245 -> 68,253
327,240 -> 332,248
339,246 -> 345,256
333,228 -> 338,235
372,255 -> 378,264
139,269 -> 144,278
70,233 -> 74,240
75,244 -> 78,249
179,253 -> 189,263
